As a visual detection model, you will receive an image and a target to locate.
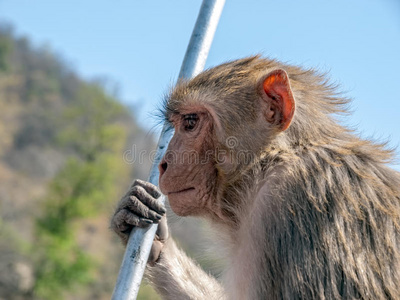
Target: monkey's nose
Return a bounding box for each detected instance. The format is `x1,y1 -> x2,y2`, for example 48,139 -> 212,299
158,158 -> 168,177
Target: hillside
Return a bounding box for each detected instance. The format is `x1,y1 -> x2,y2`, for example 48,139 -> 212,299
0,24 -> 157,299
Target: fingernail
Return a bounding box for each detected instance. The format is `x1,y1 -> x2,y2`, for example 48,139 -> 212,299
155,214 -> 162,220
160,207 -> 167,214
143,219 -> 153,224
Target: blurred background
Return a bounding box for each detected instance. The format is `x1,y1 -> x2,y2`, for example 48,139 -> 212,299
0,0 -> 398,299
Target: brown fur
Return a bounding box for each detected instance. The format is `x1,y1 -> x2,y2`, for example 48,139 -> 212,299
118,56 -> 400,299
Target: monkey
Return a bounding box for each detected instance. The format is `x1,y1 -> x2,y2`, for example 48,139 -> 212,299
111,56 -> 400,300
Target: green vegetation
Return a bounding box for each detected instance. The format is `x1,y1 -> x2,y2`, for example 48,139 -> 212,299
33,84 -> 128,299
0,25 -> 159,299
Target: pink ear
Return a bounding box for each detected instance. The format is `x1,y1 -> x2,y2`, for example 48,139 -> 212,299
261,69 -> 295,131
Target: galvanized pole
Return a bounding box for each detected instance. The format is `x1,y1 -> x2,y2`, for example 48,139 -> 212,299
111,1 -> 225,299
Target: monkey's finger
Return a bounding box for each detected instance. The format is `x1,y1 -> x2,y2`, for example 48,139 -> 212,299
127,196 -> 163,221
111,210 -> 133,244
119,194 -> 162,220
131,185 -> 166,215
111,210 -> 130,233
156,215 -> 169,242
113,221 -> 130,233
133,179 -> 162,200
114,208 -> 153,229
148,240 -> 164,266
123,209 -> 155,228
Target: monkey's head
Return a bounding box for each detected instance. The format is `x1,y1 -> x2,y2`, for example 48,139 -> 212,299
158,57 -> 295,219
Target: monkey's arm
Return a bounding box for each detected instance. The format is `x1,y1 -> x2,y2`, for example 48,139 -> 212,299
111,179 -> 225,299
146,238 -> 226,300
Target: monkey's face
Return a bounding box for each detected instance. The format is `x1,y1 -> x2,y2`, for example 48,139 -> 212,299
158,107 -> 219,217
158,66 -> 296,219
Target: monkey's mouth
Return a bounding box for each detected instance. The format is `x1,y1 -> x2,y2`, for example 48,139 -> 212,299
167,187 -> 195,195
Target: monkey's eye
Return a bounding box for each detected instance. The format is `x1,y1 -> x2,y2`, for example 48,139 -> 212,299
183,114 -> 199,131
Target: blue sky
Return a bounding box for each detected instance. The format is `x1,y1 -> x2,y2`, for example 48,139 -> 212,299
0,0 -> 399,169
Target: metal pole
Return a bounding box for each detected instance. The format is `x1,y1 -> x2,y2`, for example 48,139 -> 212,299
111,1 -> 225,299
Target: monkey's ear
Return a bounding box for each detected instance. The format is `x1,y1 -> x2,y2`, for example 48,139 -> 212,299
259,69 -> 295,131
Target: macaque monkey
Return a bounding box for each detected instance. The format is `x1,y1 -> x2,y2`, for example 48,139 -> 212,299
111,56 -> 400,299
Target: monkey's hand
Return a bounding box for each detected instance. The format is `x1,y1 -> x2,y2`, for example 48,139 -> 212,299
111,179 -> 168,264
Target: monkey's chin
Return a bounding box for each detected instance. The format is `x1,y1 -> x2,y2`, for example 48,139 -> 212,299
167,188 -> 197,216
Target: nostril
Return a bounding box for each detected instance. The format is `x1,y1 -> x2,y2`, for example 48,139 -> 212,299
159,161 -> 168,176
